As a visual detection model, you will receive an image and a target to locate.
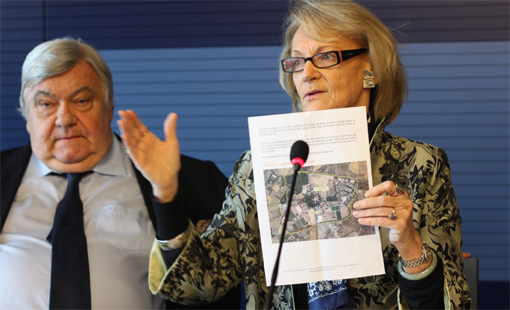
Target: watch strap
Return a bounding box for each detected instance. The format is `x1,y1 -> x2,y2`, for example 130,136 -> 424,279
399,241 -> 432,268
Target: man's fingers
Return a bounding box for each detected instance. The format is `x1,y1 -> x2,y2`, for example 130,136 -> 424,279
164,112 -> 178,142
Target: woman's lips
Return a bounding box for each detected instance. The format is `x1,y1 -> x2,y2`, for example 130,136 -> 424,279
304,90 -> 325,100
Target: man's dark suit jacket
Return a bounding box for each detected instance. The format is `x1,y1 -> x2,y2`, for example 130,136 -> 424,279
0,142 -> 241,309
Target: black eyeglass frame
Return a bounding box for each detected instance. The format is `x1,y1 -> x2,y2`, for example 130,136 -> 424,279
281,48 -> 367,73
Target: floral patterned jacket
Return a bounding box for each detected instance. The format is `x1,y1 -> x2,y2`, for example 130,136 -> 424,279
149,121 -> 471,309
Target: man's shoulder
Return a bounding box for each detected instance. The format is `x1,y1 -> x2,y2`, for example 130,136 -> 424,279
180,154 -> 213,167
1,144 -> 31,155
1,145 -> 31,222
180,154 -> 224,175
1,144 -> 32,169
179,154 -> 227,185
176,154 -> 229,222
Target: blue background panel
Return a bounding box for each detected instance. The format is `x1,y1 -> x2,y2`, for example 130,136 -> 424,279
1,1 -> 508,308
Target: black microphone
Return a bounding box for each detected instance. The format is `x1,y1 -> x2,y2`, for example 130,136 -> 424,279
290,140 -> 309,171
265,140 -> 309,310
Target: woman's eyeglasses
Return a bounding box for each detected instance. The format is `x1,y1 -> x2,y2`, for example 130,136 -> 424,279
281,48 -> 367,73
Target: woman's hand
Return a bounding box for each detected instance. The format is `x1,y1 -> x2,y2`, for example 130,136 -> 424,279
353,180 -> 430,273
117,110 -> 181,203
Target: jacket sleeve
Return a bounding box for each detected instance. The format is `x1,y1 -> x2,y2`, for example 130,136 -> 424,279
400,146 -> 471,309
149,152 -> 253,306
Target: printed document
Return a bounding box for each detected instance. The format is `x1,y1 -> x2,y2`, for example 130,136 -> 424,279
248,107 -> 385,286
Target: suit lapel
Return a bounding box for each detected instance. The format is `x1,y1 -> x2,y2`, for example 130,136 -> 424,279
1,144 -> 32,232
113,134 -> 157,231
132,164 -> 157,231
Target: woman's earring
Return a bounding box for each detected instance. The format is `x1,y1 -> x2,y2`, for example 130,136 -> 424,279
363,70 -> 375,88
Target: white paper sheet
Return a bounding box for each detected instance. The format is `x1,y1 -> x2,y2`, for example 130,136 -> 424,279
248,107 -> 385,286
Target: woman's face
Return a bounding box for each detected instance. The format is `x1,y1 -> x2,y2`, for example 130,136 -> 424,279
291,27 -> 373,112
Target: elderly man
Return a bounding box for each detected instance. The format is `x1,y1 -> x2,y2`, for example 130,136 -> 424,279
0,37 -> 238,309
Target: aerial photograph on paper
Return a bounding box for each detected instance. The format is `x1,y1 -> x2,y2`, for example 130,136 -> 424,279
264,161 -> 375,243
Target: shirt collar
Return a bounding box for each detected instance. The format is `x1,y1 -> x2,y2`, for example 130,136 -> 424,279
94,136 -> 129,177
29,136 -> 129,178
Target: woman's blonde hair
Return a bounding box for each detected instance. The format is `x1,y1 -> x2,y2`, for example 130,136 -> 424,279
279,0 -> 407,124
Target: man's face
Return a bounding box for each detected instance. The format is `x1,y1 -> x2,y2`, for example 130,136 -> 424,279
25,61 -> 113,173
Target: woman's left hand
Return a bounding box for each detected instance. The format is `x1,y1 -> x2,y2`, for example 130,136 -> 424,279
353,180 -> 425,265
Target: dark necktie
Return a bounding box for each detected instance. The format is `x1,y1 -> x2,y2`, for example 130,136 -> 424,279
47,172 -> 92,309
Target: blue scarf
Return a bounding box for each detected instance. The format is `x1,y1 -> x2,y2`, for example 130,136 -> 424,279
307,280 -> 349,309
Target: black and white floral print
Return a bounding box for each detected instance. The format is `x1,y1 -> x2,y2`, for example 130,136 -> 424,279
149,120 -> 471,309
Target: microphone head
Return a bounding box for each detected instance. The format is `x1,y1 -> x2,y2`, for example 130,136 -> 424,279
290,140 -> 309,169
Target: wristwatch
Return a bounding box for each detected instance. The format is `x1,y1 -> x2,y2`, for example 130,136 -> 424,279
399,241 -> 432,268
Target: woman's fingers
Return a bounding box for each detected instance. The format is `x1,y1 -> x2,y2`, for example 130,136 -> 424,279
365,180 -> 405,198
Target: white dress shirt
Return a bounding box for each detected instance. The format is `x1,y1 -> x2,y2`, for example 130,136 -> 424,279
0,138 -> 165,309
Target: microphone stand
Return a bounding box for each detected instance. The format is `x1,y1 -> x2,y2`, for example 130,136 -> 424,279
265,164 -> 301,310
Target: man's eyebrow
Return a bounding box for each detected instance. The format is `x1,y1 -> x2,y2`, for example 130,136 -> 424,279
32,86 -> 94,102
71,86 -> 93,97
33,90 -> 56,101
